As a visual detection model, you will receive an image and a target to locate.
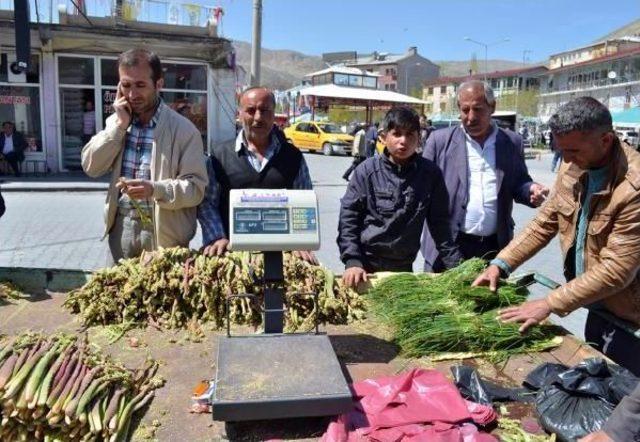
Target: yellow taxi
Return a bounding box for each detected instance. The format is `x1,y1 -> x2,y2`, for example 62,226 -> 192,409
284,122 -> 353,155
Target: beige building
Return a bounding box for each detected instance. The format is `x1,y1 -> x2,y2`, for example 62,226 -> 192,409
549,38 -> 640,70
422,65 -> 547,117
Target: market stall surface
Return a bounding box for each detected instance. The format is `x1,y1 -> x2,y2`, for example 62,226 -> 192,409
0,279 -> 599,441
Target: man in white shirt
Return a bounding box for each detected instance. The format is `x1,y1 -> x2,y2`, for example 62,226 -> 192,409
422,80 -> 548,271
0,121 -> 26,177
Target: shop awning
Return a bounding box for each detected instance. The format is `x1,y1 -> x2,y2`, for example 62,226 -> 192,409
300,84 -> 427,105
612,107 -> 640,127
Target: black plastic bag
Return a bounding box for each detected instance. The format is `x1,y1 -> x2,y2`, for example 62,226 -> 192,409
531,358 -> 639,441
451,365 -> 532,405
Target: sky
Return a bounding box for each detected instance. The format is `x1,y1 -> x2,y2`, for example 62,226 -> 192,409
212,0 -> 640,63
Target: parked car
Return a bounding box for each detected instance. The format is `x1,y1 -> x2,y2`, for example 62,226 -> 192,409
616,130 -> 639,149
284,122 -> 353,155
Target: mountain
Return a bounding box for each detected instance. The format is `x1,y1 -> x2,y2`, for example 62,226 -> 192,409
595,18 -> 640,41
232,40 -> 326,90
232,41 -> 531,89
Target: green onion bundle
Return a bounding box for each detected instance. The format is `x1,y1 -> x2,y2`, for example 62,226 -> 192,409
0,332 -> 163,441
366,258 -> 555,357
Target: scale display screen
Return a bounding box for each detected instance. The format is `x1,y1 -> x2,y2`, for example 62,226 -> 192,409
233,208 -> 289,234
229,189 -> 320,251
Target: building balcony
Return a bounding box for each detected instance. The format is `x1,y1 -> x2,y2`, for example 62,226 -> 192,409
540,71 -> 640,96
1,0 -> 218,28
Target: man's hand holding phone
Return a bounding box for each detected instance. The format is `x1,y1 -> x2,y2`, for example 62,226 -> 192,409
114,83 -> 133,130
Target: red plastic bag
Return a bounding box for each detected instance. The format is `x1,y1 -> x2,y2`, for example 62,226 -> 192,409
321,369 -> 497,442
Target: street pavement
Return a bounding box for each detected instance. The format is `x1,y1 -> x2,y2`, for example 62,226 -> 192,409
0,150 -> 587,338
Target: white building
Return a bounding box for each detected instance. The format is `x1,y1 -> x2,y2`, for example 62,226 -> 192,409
0,5 -> 238,173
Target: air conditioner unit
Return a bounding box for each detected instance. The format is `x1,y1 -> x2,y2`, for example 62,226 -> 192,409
8,53 -> 26,83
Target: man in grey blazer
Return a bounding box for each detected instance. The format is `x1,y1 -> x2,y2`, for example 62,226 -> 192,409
422,80 -> 548,271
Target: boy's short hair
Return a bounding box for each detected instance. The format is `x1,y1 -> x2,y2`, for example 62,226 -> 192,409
383,106 -> 420,134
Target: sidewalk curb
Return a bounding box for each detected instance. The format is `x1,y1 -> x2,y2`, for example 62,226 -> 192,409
0,185 -> 108,192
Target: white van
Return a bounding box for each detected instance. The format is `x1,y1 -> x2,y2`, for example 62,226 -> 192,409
616,130 -> 639,148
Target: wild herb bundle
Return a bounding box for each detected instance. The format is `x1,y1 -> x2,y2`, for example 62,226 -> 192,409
0,332 -> 163,441
64,248 -> 365,332
367,259 -> 555,357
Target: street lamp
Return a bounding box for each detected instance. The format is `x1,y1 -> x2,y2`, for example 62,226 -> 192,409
404,62 -> 422,95
463,37 -> 510,82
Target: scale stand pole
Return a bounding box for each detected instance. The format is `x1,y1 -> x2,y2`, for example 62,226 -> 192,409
263,251 -> 285,334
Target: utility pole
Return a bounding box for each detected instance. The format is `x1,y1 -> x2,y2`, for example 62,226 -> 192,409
250,0 -> 262,86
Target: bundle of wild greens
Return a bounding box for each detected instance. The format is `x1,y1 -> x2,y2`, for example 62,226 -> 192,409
64,248 -> 365,332
0,332 -> 163,441
366,258 -> 556,357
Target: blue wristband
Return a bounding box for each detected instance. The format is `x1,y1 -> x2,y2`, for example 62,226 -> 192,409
490,258 -> 512,276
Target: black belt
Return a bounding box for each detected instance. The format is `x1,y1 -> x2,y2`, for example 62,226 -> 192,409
457,232 -> 498,244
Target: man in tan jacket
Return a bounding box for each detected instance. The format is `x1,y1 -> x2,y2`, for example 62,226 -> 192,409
474,97 -> 640,374
82,48 -> 207,263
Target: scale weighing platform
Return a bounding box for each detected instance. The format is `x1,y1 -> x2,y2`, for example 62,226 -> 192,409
212,189 -> 352,422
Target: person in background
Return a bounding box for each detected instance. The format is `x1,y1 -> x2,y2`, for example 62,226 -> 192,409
550,131 -> 562,172
197,86 -> 317,264
82,48 -> 207,264
342,124 -> 367,182
82,101 -> 96,146
338,106 -> 462,288
0,121 -> 26,177
421,80 -> 548,272
473,97 -> 640,375
365,122 -> 379,157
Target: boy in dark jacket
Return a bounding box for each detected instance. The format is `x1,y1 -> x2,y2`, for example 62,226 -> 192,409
338,106 -> 462,288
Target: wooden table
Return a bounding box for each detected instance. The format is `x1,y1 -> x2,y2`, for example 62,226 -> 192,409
0,268 -> 604,441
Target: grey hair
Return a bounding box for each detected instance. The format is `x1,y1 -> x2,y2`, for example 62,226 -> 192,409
548,96 -> 613,135
456,80 -> 496,107
239,86 -> 276,108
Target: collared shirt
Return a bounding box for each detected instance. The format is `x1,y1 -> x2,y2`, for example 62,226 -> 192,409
118,102 -> 161,210
462,123 -> 499,236
575,166 -> 609,276
3,134 -> 13,154
197,128 -> 313,245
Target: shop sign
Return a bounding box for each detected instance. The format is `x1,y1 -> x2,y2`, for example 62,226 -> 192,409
0,94 -> 31,105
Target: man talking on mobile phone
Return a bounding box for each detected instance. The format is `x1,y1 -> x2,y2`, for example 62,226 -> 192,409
81,48 -> 207,265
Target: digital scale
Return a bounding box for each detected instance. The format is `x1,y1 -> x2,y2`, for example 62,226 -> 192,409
211,189 -> 353,423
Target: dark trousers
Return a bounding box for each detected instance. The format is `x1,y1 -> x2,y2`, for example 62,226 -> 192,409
342,155 -> 365,181
2,152 -> 21,176
585,310 -> 640,376
432,232 -> 499,272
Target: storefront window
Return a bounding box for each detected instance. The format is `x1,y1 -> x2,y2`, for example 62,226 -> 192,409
58,56 -> 209,169
334,74 -> 348,86
60,88 -> 95,170
100,59 -> 118,86
348,75 -> 363,87
161,91 -> 207,145
59,57 -> 94,85
0,85 -> 42,152
162,63 -> 207,90
363,77 -> 377,88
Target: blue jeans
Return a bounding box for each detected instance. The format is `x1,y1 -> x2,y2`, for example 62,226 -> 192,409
551,151 -> 562,172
